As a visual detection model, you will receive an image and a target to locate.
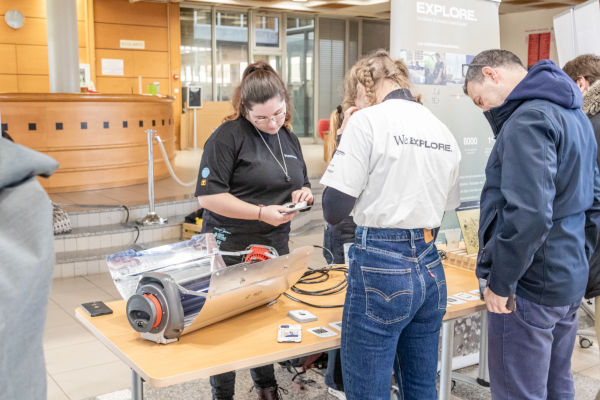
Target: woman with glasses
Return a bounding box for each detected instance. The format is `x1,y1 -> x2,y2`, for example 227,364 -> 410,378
195,61 -> 313,400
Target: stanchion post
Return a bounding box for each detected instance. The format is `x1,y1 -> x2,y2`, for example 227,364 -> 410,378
139,129 -> 168,226
193,108 -> 197,150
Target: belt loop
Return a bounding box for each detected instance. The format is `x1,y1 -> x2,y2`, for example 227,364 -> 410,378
410,229 -> 415,248
361,227 -> 368,248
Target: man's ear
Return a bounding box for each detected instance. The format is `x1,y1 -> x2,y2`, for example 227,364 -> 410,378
481,66 -> 498,82
576,76 -> 589,94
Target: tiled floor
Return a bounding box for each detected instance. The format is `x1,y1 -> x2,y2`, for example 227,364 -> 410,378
43,144 -> 600,399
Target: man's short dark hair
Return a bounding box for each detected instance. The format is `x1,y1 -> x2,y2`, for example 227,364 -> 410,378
463,49 -> 525,95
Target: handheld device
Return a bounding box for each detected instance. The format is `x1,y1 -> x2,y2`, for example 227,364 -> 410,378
280,201 -> 310,214
81,301 -> 113,317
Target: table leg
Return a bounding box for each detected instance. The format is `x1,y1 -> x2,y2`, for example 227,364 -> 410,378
132,369 -> 144,400
477,310 -> 490,387
439,319 -> 455,400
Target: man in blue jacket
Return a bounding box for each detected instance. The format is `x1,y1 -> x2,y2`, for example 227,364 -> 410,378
464,49 -> 600,400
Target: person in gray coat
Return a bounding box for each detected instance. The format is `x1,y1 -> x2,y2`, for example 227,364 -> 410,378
564,54 -> 600,347
0,133 -> 58,400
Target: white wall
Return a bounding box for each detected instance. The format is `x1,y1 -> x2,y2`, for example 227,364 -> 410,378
500,7 -> 569,65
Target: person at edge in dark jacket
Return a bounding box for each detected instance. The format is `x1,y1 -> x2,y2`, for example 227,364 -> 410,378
563,54 -> 600,366
464,49 -> 600,400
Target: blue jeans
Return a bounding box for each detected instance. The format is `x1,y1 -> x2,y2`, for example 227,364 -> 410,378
341,227 -> 446,400
488,295 -> 580,400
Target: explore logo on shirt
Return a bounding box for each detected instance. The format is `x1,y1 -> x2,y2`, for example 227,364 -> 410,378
393,135 -> 452,152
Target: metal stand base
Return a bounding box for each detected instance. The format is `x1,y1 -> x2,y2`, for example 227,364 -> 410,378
138,212 -> 168,226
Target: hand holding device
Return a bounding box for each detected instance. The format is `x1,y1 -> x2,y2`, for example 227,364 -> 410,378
280,201 -> 310,214
260,205 -> 294,226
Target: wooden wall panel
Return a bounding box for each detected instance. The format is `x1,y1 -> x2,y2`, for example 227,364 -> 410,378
0,44 -> 17,74
94,0 -> 167,27
96,77 -> 136,94
16,45 -> 49,74
180,102 -> 233,149
0,20 -> 85,48
134,51 -> 169,77
95,49 -> 169,78
0,0 -> 86,20
96,49 -> 135,76
17,74 -> 49,92
169,3 -> 181,148
0,18 -> 47,46
95,77 -> 171,95
0,0 -> 47,19
0,75 -> 18,92
94,23 -> 168,51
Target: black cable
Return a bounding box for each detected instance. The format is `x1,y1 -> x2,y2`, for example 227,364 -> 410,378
283,246 -> 348,308
122,205 -> 130,224
311,244 -> 335,266
132,225 -> 140,245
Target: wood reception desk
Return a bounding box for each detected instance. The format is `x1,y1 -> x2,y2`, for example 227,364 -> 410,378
0,93 -> 176,193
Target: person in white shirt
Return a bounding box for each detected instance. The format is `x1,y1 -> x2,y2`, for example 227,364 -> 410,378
321,49 -> 461,400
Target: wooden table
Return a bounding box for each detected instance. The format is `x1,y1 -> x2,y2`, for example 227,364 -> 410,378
75,264 -> 486,399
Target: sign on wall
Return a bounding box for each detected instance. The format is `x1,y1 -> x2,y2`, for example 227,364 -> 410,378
390,0 -> 501,229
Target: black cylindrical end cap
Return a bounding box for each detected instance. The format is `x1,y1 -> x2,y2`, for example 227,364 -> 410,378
126,294 -> 157,333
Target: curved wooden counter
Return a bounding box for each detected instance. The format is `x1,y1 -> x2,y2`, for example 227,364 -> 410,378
0,93 -> 176,193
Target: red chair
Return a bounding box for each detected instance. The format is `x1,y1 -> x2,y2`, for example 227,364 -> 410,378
318,119 -> 330,140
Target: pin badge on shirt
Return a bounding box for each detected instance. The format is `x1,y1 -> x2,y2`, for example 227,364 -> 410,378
201,179 -> 207,186
201,167 -> 210,178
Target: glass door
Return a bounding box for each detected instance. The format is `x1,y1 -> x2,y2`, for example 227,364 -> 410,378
286,16 -> 314,138
252,13 -> 283,75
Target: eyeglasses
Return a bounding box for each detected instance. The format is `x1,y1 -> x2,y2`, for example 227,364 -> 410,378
462,63 -> 488,77
249,109 -> 286,126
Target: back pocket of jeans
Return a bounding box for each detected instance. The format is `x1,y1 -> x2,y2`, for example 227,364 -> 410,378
425,258 -> 447,311
360,266 -> 413,324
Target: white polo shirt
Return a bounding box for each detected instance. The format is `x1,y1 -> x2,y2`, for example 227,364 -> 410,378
320,95 -> 461,229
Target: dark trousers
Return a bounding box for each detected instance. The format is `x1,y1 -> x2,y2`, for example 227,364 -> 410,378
202,222 -> 288,399
323,222 -> 355,391
488,295 -> 581,400
210,365 -> 277,400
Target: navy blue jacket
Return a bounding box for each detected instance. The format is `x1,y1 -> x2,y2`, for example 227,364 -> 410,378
477,60 -> 600,307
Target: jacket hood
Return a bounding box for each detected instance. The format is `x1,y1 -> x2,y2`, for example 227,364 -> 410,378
0,137 -> 58,190
484,60 -> 583,137
506,60 -> 582,109
583,79 -> 600,117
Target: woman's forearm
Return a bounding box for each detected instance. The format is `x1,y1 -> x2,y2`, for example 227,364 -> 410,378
198,193 -> 260,220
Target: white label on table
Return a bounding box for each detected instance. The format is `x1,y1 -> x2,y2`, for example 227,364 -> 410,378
329,321 -> 342,332
454,292 -> 480,301
308,326 -> 338,338
447,296 -> 467,306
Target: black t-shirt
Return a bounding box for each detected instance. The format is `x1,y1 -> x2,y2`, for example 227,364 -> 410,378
195,116 -> 310,241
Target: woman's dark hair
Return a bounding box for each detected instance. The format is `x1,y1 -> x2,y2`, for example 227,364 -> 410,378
563,54 -> 600,86
226,61 -> 292,128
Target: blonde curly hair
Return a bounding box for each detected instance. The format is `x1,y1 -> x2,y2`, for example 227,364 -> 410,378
354,49 -> 413,105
